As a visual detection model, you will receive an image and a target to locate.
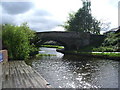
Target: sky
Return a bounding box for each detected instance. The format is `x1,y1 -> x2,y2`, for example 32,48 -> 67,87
0,0 -> 119,32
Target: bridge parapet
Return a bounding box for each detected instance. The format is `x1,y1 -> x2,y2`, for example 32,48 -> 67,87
36,31 -> 90,50
35,31 -> 104,50
37,31 -> 90,39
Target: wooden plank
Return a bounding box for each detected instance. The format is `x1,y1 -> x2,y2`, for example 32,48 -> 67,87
11,61 -> 23,88
20,61 -> 47,87
19,61 -> 51,88
15,61 -> 32,88
2,63 -> 5,88
8,62 -> 14,88
20,61 -> 44,88
2,61 -> 52,88
2,62 -> 10,88
0,63 -> 2,90
22,61 -> 52,88
31,68 -> 52,88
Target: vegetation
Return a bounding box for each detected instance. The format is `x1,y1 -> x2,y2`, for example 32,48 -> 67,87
34,53 -> 56,60
40,45 -> 64,49
36,54 -> 56,56
2,23 -> 38,60
91,52 -> 120,57
93,29 -> 120,52
62,50 -> 120,60
92,46 -> 115,52
65,50 -> 120,56
62,0 -> 101,34
74,27 -> 120,52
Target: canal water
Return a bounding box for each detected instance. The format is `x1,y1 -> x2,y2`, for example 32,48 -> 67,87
26,47 -> 119,88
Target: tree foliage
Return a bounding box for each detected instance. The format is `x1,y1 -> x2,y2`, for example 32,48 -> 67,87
102,30 -> 120,51
2,23 -> 37,60
93,28 -> 120,52
62,0 -> 101,34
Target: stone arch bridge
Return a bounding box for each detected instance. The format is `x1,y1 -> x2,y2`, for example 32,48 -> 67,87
34,31 -> 105,50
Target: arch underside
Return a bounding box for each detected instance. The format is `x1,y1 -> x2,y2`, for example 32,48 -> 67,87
36,38 -> 69,50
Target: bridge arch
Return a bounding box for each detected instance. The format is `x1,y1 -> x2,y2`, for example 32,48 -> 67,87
34,31 -> 93,50
36,38 -> 68,50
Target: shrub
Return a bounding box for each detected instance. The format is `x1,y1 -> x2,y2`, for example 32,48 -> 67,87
2,23 -> 37,60
93,30 -> 120,52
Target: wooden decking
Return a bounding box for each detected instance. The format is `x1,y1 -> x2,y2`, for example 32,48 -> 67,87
2,61 -> 52,88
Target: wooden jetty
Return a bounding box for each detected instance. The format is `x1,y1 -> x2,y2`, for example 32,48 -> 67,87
2,61 -> 52,88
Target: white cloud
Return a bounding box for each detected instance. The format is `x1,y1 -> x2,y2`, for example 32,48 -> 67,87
32,9 -> 52,16
91,0 -> 118,30
1,13 -> 15,24
1,0 -> 118,32
118,1 -> 120,26
33,0 -> 82,21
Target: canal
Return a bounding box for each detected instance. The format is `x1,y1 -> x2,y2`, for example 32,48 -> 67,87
26,47 -> 119,88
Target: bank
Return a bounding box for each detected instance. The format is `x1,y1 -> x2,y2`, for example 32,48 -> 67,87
57,49 -> 120,61
39,45 -> 120,61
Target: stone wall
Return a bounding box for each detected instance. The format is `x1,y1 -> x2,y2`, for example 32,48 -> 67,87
36,31 -> 90,50
36,31 -> 105,50
90,34 -> 106,47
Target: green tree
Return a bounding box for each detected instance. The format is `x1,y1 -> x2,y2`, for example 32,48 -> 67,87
2,23 -> 37,60
93,28 -> 120,52
62,0 -> 100,34
102,29 -> 120,52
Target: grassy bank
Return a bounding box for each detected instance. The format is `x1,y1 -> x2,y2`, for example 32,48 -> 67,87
91,52 -> 120,57
35,53 -> 56,59
40,45 -> 64,49
72,51 -> 120,57
57,49 -> 120,60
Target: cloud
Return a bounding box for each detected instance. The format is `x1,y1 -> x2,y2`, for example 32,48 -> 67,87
1,13 -> 15,24
1,1 -> 62,32
33,9 -> 52,16
1,0 -> 118,32
29,17 -> 62,31
118,1 -> 120,26
1,2 -> 34,15
91,0 -> 118,30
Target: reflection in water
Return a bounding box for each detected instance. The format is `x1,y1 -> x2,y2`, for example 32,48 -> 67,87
26,48 -> 119,88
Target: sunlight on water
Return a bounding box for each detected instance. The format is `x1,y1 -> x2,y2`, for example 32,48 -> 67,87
26,47 -> 119,88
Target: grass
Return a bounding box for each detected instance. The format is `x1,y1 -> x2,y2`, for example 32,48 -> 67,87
91,52 -> 120,57
40,45 -> 120,59
40,45 -> 64,49
35,53 -> 56,58
36,53 -> 56,57
65,50 -> 120,58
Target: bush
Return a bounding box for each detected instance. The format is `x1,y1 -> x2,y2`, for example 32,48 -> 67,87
102,31 -> 120,51
2,23 -> 37,60
92,46 -> 114,52
93,30 -> 120,52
